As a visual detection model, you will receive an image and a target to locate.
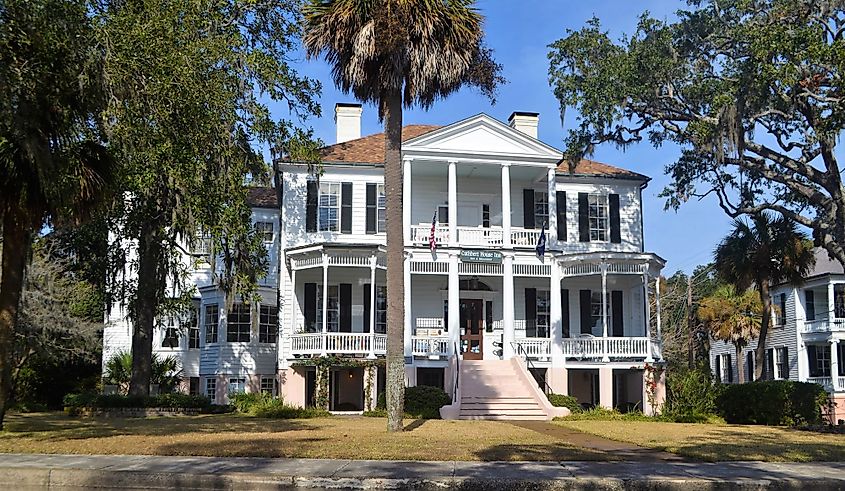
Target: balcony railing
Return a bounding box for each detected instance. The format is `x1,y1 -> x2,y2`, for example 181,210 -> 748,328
801,318 -> 845,333
290,333 -> 387,356
808,376 -> 845,391
511,336 -> 653,360
409,225 -> 542,249
513,338 -> 551,359
411,336 -> 450,357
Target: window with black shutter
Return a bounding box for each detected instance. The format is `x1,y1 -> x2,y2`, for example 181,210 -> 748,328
340,183 -> 352,234
556,191 -> 566,241
776,347 -> 788,380
746,351 -> 755,382
524,288 -> 537,337
485,300 -> 493,332
611,290 -> 623,336
805,289 -> 816,321
579,289 -> 592,334
365,184 -> 377,234
339,283 -> 352,332
363,284 -> 371,332
609,193 -> 621,243
578,193 -> 589,242
523,189 -> 535,229
561,289 -> 570,337
766,348 -> 775,379
726,353 -> 733,383
715,354 -> 722,382
304,283 -> 317,333
305,180 -> 318,232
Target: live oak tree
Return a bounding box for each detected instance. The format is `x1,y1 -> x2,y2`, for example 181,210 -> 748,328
548,1 -> 845,265
302,0 -> 503,432
94,0 -> 320,396
0,0 -> 114,428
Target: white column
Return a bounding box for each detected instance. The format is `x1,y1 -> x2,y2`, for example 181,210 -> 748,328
550,261 -> 563,366
368,255 -> 377,359
547,167 -> 557,248
829,282 -> 836,321
321,253 -> 328,356
404,253 -> 412,357
655,271 -> 663,361
448,160 -> 458,247
290,268 -> 297,335
644,270 -> 654,363
403,157 -> 412,245
831,339 -> 840,384
601,261 -> 609,362
448,252 -> 460,355
501,163 -> 512,248
502,253 -> 515,359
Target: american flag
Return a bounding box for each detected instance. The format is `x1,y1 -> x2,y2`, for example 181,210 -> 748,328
429,210 -> 437,252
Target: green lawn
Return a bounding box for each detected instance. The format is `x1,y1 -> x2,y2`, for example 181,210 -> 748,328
555,419 -> 845,462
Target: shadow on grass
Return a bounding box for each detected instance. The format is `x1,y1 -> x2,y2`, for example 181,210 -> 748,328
404,419 -> 426,432
668,427 -> 845,462
474,443 -> 611,462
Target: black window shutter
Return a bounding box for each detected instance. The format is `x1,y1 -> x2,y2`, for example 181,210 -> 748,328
746,351 -> 754,382
363,284 -> 371,332
808,345 -> 819,377
611,290 -> 624,336
306,181 -> 318,233
339,283 -> 352,332
341,183 -> 353,234
365,183 -> 377,234
304,283 -> 317,332
485,300 -> 493,332
766,348 -> 775,379
727,354 -> 733,383
778,293 -> 786,324
556,191 -> 566,241
838,344 -> 845,376
715,355 -> 721,382
523,189 -> 535,229
578,193 -> 589,242
609,193 -> 621,243
524,288 -> 537,337
805,290 -> 815,320
579,289 -> 592,334
561,289 -> 570,338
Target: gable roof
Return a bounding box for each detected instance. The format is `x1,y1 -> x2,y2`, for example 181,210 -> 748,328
246,187 -> 277,209
320,125 -> 441,164
556,158 -> 649,182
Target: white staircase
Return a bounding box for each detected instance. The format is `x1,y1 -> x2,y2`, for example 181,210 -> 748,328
441,359 -> 569,420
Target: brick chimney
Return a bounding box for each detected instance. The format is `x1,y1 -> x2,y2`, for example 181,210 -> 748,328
335,103 -> 363,143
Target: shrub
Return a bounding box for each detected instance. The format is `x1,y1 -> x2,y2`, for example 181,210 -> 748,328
664,366 -> 719,422
404,385 -> 450,419
548,393 -> 582,413
63,392 -> 210,410
252,401 -> 331,419
230,392 -> 269,413
376,391 -> 386,410
716,380 -> 830,425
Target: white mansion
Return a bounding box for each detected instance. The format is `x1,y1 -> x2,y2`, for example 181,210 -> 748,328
103,104 -> 667,419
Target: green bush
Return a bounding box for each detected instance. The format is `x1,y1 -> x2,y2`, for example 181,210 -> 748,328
716,380 -> 830,425
557,407 -> 654,421
664,366 -> 720,422
229,392 -> 330,419
63,392 -> 211,410
230,392 -> 269,413
547,393 -> 582,413
376,391 -> 386,410
403,385 -> 450,419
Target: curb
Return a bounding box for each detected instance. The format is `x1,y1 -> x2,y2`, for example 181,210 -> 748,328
3,466 -> 845,490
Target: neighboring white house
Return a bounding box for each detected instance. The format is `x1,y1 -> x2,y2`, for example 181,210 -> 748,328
709,248 -> 845,423
104,103 -> 667,419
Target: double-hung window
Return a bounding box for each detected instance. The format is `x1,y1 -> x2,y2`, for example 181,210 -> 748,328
376,184 -> 387,233
255,221 -> 274,243
811,345 -> 831,377
375,286 -> 387,334
227,304 -> 251,342
775,347 -> 789,380
589,291 -> 610,332
259,305 -> 278,344
588,194 -> 609,242
205,378 -> 216,400
192,229 -> 213,260
719,353 -> 732,383
228,377 -> 246,395
204,304 -> 219,344
534,192 -> 549,228
533,290 -> 550,338
260,376 -> 275,396
162,317 -> 179,348
835,284 -> 845,318
188,306 -> 200,349
318,182 -> 341,232
316,285 -> 340,332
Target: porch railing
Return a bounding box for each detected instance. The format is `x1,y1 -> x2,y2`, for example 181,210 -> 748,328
409,224 -> 541,249
513,338 -> 551,359
808,376 -> 845,391
457,227 -> 504,247
801,318 -> 845,333
411,336 -> 450,357
562,336 -> 651,359
290,333 -> 387,356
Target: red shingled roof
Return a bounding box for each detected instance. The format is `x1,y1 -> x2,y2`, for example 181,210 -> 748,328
557,158 -> 649,181
246,187 -> 277,208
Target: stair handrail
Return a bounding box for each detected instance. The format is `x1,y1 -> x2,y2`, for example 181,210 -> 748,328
512,341 -> 553,395
451,342 -> 460,404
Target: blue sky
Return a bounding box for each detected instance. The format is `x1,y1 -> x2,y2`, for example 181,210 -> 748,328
275,0 -> 733,275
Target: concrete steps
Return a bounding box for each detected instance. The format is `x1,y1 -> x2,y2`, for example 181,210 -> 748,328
456,361 -> 548,420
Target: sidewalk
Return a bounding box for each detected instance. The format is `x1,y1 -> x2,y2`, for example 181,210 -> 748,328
2,453 -> 845,490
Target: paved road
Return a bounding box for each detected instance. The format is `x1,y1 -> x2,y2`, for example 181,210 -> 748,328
2,453 -> 844,489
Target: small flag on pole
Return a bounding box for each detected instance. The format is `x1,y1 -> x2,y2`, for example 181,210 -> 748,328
536,222 -> 546,258
429,210 -> 438,253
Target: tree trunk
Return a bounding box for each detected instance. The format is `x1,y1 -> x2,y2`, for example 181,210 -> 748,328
128,220 -> 164,396
382,90 -> 405,432
0,212 -> 31,429
735,343 -> 744,384
754,281 -> 772,381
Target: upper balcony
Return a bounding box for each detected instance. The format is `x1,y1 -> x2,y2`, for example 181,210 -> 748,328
409,225 -> 541,249
801,318 -> 845,334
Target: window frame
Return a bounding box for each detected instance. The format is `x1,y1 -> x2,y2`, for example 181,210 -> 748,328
161,317 -> 180,348
258,304 -> 278,344
260,376 -> 275,396
532,290 -> 550,338
255,221 -> 274,243
814,345 -> 832,377
228,377 -> 246,395
589,291 -> 611,333
588,194 -> 610,242
720,353 -> 731,383
534,191 -> 549,229
188,306 -> 200,349
835,284 -> 845,319
317,182 -> 341,232
205,378 -> 217,400
204,304 -> 219,344
316,285 -> 340,332
375,286 -> 387,334
775,346 -> 789,380
191,229 -> 213,259
482,204 -> 491,228
376,184 -> 387,233
226,303 -> 251,343
437,204 -> 449,225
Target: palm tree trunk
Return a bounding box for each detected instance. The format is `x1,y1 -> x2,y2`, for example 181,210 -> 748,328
383,89 -> 405,432
0,212 -> 31,429
754,280 -> 772,381
735,343 -> 745,384
128,220 -> 164,396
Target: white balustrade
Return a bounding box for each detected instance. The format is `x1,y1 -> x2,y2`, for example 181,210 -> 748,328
290,333 -> 387,356
290,333 -> 323,354
411,336 -> 450,357
808,376 -> 833,390
456,227 -> 504,247
510,228 -> 541,247
415,317 -> 444,329
410,225 -> 449,246
561,336 -> 650,359
513,338 -> 551,359
801,318 -> 845,333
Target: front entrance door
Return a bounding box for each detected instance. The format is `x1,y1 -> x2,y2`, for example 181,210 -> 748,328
460,299 -> 484,360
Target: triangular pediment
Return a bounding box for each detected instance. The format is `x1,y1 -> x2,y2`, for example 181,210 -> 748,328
403,114 -> 562,162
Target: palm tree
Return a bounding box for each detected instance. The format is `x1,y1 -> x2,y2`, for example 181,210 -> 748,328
302,0 -> 502,431
699,285 -> 762,383
0,0 -> 114,429
714,213 -> 814,380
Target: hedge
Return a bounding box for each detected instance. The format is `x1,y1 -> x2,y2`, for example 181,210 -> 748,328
63,393 -> 211,410
715,380 -> 830,426
376,385 -> 451,419
548,393 -> 582,413
230,392 -> 331,419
